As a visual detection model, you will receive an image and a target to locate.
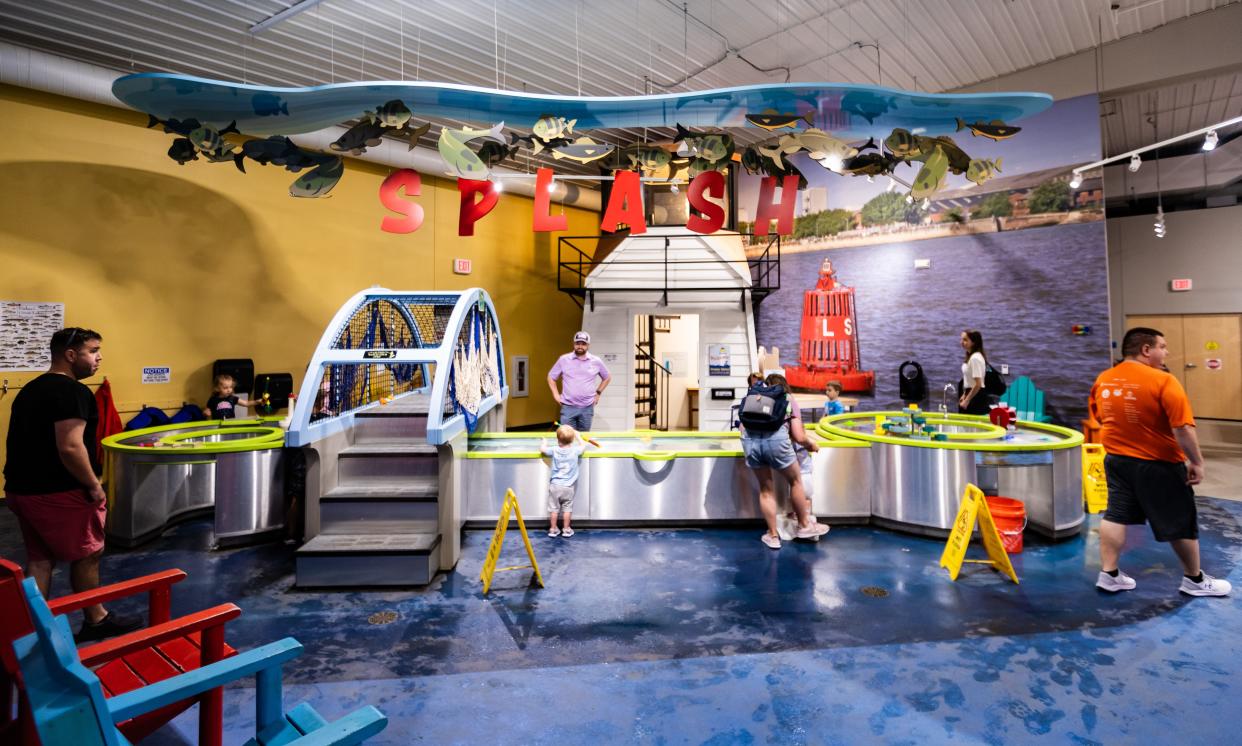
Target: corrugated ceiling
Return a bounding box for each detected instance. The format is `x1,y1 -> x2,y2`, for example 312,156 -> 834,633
1,0 -> 1239,160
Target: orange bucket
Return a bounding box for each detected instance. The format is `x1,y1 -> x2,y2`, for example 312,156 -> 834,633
985,496 -> 1027,554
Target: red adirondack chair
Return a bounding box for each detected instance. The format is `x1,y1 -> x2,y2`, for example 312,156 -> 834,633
1,558 -> 239,745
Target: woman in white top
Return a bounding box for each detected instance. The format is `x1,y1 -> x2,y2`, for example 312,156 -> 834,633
958,329 -> 990,415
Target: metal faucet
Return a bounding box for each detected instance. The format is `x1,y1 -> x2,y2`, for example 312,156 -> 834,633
940,383 -> 956,415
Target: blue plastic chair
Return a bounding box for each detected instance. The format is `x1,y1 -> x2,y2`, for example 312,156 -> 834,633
13,578 -> 386,746
999,375 -> 1053,423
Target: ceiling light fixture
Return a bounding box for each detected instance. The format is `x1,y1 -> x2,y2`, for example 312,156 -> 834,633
1153,207 -> 1166,239
1069,173 -> 1082,189
1128,153 -> 1142,172
1069,114 -> 1241,185
1202,130 -> 1218,151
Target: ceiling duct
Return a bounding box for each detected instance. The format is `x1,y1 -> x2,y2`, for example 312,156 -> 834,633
0,41 -> 600,210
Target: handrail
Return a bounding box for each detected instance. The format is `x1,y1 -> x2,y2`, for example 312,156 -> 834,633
286,287 -> 508,447
634,343 -> 671,430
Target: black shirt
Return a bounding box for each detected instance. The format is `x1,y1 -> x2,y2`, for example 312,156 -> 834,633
3,372 -> 100,494
206,394 -> 239,419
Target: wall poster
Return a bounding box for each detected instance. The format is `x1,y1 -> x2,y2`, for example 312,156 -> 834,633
1,301 -> 64,370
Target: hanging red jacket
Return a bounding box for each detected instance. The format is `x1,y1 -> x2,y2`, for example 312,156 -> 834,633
94,378 -> 123,463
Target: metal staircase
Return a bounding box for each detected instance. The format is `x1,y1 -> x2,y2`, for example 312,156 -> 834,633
284,288 -> 508,589
296,396 -> 443,587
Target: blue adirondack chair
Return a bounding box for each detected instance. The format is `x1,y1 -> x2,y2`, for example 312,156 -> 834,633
1000,375 -> 1053,423
13,578 -> 387,746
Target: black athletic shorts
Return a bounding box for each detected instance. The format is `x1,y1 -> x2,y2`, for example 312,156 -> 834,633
1102,454 -> 1197,542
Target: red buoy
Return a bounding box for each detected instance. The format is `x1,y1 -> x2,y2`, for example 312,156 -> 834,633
783,259 -> 875,393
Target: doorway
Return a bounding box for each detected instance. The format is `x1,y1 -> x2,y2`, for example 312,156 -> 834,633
633,313 -> 700,430
1126,314 -> 1241,420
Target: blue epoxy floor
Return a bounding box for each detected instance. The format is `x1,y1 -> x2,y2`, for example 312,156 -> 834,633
3,499 -> 1240,744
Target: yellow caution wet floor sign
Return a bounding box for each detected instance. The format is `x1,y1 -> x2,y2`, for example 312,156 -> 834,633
939,483 -> 1019,584
480,488 -> 545,594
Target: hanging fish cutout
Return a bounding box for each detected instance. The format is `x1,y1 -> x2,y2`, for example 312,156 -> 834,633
910,147 -> 950,199
331,119 -> 388,155
166,138 -> 198,165
438,122 -> 506,179
622,143 -> 672,175
884,128 -> 926,159
532,115 -> 575,141
552,137 -> 615,164
242,136 -> 336,172
965,157 -> 1002,185
956,118 -> 1021,141
405,121 -> 431,151
370,99 -> 413,128
476,140 -> 521,168
290,158 -> 345,198
840,150 -> 901,178
745,110 -> 814,131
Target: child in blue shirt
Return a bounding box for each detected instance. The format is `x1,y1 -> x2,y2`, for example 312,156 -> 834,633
541,425 -> 587,537
824,380 -> 845,416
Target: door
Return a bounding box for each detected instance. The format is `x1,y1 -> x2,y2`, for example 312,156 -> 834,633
1182,315 -> 1242,421
1126,314 -> 1242,420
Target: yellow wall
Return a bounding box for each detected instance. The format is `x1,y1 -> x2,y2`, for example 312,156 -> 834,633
0,84 -> 594,482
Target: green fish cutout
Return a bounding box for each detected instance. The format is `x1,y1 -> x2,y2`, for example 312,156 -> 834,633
746,110 -> 814,131
370,99 -> 413,129
925,135 -> 971,174
910,147 -> 950,199
437,121 -> 506,179
885,128 -> 926,159
532,115 -> 576,141
290,158 -> 344,198
623,144 -> 671,173
956,118 -> 1021,141
965,157 -> 1003,185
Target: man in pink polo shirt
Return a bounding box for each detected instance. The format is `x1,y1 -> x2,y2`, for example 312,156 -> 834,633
547,331 -> 611,431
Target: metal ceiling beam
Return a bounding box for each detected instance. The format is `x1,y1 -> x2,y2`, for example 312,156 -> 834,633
250,0 -> 327,36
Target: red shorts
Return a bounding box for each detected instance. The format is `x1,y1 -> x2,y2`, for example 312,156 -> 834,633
6,488 -> 106,563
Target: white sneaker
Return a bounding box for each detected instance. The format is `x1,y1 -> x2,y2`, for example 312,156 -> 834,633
761,533 -> 781,550
1096,570 -> 1136,592
1179,573 -> 1232,597
548,527 -> 560,537
561,527 -> 575,538
795,521 -> 830,539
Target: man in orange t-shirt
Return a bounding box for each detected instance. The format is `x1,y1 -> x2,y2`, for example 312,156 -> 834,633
1088,327 -> 1230,597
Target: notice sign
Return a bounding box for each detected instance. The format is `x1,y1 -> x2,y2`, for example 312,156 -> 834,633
453,258 -> 473,275
707,344 -> 731,376
142,366 -> 171,384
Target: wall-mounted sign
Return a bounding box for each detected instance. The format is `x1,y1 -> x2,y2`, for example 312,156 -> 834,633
707,344 -> 730,376
1170,278 -> 1192,291
363,350 -> 397,359
141,366 -> 171,384
1206,358 -> 1222,371
454,258 -> 473,275
601,353 -> 620,365
0,301 -> 63,371
710,388 -> 736,400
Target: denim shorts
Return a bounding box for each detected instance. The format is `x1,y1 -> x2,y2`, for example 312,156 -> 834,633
741,428 -> 796,470
560,404 -> 594,432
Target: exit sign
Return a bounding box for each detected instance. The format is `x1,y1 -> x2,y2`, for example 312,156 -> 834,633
1170,278 -> 1192,291
453,258 -> 472,275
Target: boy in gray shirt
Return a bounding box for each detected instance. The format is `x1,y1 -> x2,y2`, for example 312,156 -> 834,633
541,425 -> 588,537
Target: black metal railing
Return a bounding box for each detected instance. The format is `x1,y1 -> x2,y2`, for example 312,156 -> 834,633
633,343 -> 671,431
556,232 -> 781,308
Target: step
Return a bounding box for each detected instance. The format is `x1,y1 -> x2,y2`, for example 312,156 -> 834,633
353,412 -> 429,441
337,447 -> 439,481
320,477 -> 440,531
296,532 -> 440,587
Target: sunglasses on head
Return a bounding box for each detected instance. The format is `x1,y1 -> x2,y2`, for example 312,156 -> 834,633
64,328 -> 81,348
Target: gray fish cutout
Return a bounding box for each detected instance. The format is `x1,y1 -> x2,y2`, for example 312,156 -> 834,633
290,158 -> 344,198
552,138 -> 615,163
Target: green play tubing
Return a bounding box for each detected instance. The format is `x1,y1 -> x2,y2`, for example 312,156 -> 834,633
102,418 -> 285,454
814,411 -> 1083,451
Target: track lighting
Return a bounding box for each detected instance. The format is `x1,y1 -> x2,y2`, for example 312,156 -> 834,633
546,179 -> 557,195
1153,207 -> 1166,239
1128,154 -> 1141,172
1069,173 -> 1082,189
1202,130 -> 1218,151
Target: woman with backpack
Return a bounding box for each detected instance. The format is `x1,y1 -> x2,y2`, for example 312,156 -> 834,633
958,330 -> 992,415
739,373 -> 831,549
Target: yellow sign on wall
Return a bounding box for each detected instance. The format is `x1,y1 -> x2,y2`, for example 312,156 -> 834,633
480,488 -> 545,594
939,483 -> 1019,584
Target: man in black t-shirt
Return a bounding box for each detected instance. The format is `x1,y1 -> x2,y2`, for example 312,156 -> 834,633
4,327 -> 139,642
